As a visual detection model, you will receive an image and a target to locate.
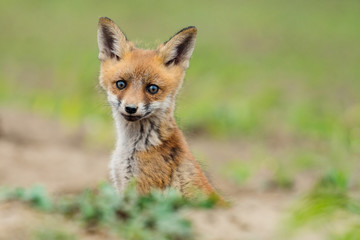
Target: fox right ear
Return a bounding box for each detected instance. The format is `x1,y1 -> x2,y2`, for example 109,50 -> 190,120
97,17 -> 132,61
158,26 -> 197,69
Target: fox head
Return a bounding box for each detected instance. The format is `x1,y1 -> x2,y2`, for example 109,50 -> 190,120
97,17 -> 197,122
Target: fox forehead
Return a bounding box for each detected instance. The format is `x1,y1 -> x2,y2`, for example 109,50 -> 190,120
100,49 -> 184,90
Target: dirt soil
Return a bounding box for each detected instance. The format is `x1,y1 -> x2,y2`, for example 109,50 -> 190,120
0,108 -> 319,240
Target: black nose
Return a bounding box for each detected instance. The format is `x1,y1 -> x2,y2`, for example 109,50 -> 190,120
125,105 -> 138,114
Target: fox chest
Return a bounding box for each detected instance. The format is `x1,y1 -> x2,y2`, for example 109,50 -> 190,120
110,120 -> 165,191
111,144 -> 176,192
113,145 -> 139,180
110,143 -> 141,192
111,136 -> 183,193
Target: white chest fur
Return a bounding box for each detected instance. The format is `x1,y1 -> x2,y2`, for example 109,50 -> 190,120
109,110 -> 162,192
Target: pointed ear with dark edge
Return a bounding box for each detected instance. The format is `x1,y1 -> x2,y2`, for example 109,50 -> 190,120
97,17 -> 132,61
158,26 -> 197,69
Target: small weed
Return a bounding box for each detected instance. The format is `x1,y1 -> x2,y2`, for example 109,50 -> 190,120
332,224 -> 360,240
0,185 -> 52,211
221,160 -> 252,185
33,228 -> 76,240
286,169 -> 360,239
267,164 -> 294,190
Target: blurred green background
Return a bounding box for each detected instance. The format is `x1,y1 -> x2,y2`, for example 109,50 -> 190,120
1,0 -> 359,141
0,0 -> 360,239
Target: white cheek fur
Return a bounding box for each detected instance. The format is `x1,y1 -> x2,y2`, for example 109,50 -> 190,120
107,92 -> 120,107
149,95 -> 173,113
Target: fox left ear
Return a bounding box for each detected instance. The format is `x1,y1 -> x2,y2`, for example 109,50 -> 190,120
97,17 -> 132,62
158,26 -> 197,69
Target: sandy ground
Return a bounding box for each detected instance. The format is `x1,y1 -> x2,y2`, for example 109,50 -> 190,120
0,108 -> 318,240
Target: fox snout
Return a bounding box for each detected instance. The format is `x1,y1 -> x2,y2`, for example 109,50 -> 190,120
120,100 -> 146,116
125,104 -> 138,114
108,96 -> 151,122
120,102 -> 146,122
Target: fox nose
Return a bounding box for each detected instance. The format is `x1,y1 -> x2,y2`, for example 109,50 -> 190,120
125,104 -> 138,114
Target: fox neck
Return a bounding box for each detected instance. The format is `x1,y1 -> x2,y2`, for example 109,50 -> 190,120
112,106 -> 176,152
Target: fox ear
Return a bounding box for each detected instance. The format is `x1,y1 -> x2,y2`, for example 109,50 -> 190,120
97,17 -> 132,61
158,26 -> 197,69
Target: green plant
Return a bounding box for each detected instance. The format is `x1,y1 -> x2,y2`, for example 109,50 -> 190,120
33,228 -> 76,240
0,185 -> 52,211
221,160 -> 252,185
286,169 -> 360,239
0,182 -> 216,240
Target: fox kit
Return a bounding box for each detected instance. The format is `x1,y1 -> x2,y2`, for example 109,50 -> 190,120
97,17 -> 221,200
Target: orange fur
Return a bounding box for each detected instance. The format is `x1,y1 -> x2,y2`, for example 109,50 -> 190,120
97,17 -> 224,203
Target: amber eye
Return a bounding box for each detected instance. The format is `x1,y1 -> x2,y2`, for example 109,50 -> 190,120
116,80 -> 127,90
146,84 -> 159,94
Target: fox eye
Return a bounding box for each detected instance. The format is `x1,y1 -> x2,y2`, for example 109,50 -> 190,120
116,80 -> 127,90
146,84 -> 159,94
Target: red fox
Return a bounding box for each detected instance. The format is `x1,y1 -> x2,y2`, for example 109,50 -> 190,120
97,17 -> 222,201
